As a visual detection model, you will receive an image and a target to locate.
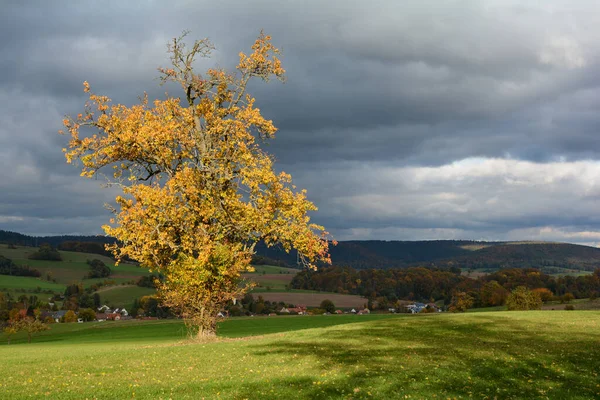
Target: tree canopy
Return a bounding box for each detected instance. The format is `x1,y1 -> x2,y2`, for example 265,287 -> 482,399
61,32 -> 331,336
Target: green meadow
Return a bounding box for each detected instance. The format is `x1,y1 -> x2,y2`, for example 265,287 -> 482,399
1,311 -> 599,399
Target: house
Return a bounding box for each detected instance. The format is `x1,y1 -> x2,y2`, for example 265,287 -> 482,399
106,313 -> 121,321
287,304 -> 307,315
350,308 -> 357,314
96,313 -> 108,321
52,310 -> 67,323
335,310 -> 343,314
357,308 -> 370,315
406,302 -> 426,314
279,307 -> 290,313
97,305 -> 111,313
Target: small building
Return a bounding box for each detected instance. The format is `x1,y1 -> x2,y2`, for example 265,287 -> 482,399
106,313 -> 121,321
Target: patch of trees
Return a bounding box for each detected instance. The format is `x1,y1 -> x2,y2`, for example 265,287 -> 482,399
251,253 -> 293,268
0,255 -> 41,277
506,286 -> 542,311
59,241 -> 113,257
62,284 -> 101,310
291,266 -> 466,302
28,244 -> 62,261
136,274 -> 161,288
131,295 -> 172,319
87,259 -> 111,278
291,266 -> 600,306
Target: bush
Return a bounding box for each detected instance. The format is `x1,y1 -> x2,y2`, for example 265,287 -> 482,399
320,299 -> 336,314
506,286 -> 542,311
564,305 -> 575,311
28,244 -> 62,261
61,310 -> 77,323
449,291 -> 474,313
561,293 -> 574,304
78,308 -> 96,322
87,259 -> 111,278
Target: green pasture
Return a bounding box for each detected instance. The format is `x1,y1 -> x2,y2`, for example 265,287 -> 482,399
94,285 -> 156,309
0,245 -> 150,284
1,311 -> 599,399
0,275 -> 66,292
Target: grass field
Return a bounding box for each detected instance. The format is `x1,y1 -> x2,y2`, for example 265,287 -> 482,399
0,245 -> 150,286
0,275 -> 66,292
95,285 -> 156,309
2,311 -> 598,399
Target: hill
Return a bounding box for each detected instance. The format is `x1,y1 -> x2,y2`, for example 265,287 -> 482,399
258,240 -> 600,273
4,229 -> 600,274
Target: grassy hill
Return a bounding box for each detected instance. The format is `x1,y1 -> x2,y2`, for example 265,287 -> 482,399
0,244 -> 152,307
1,311 -> 599,399
4,230 -> 600,274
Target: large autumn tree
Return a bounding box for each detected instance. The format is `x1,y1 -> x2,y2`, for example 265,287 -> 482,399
61,32 -> 331,337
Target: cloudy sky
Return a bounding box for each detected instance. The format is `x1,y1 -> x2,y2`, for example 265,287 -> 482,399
3,1 -> 600,245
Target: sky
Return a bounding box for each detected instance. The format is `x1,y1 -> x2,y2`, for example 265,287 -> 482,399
2,1 -> 600,245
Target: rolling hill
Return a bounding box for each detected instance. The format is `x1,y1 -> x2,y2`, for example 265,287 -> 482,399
3,229 -> 600,274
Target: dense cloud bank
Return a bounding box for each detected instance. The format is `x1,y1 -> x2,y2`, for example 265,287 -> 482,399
2,1 -> 600,244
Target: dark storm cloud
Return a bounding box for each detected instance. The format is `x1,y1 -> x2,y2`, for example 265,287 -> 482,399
2,0 -> 600,243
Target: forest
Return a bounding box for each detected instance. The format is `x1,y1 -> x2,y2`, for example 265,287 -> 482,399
290,266 -> 600,307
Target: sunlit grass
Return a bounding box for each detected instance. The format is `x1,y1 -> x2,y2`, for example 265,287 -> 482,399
1,311 -> 599,399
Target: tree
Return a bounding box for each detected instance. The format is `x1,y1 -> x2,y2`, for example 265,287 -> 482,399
78,308 -> 96,322
320,299 -> 335,314
449,291 -> 474,312
506,286 -> 542,311
28,244 -> 62,261
14,317 -> 50,343
87,259 -> 111,278
3,325 -> 17,345
61,32 -> 331,338
532,288 -> 553,303
62,310 -> 77,323
480,280 -> 508,307
561,292 -> 574,303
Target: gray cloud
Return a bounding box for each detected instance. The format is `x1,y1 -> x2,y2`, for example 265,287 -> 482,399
2,1 -> 600,244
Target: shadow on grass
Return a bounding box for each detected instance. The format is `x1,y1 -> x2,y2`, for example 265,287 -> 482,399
241,313 -> 600,399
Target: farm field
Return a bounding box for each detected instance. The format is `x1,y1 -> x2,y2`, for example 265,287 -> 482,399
1,311 -> 599,399
94,285 -> 156,309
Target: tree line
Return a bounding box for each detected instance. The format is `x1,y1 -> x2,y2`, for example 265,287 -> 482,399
290,266 -> 600,307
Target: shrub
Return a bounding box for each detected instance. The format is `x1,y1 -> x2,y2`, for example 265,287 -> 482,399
320,299 -> 336,314
61,310 -> 77,323
565,305 -> 575,311
506,286 -> 542,311
87,259 -> 111,278
449,291 -> 474,312
78,308 -> 96,322
28,244 -> 62,261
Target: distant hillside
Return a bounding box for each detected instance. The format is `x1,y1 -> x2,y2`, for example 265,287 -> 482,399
256,240 -> 600,273
3,230 -> 600,273
0,230 -> 114,248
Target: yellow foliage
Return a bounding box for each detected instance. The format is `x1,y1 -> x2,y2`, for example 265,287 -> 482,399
61,32 -> 332,336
